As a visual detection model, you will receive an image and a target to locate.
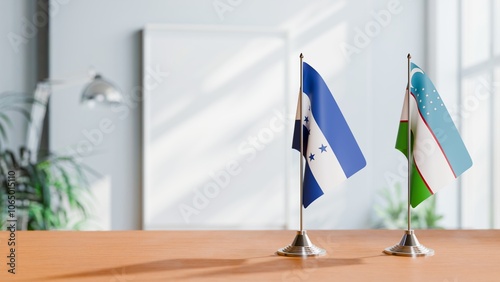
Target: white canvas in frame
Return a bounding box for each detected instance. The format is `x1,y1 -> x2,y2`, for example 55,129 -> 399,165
142,25 -> 290,229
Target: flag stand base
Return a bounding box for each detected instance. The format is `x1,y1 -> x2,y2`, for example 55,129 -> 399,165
383,230 -> 434,257
277,230 -> 326,257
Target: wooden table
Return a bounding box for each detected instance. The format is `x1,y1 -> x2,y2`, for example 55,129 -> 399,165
0,230 -> 499,281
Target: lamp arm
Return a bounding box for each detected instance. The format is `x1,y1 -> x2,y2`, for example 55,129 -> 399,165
25,69 -> 120,161
43,69 -> 96,90
25,69 -> 96,161
25,83 -> 51,162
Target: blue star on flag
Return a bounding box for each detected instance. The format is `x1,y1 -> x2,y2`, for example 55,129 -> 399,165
319,144 -> 327,153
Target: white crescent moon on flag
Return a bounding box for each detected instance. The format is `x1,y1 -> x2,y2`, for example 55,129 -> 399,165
410,67 -> 424,89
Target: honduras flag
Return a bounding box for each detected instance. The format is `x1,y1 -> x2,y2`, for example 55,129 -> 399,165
292,62 -> 366,208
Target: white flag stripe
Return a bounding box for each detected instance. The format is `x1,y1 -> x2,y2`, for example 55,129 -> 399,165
295,92 -> 302,120
302,94 -> 347,191
400,89 -> 409,121
410,96 -> 455,193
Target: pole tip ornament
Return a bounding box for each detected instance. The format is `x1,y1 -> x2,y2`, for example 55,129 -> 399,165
300,53 -> 303,59
407,53 -> 411,59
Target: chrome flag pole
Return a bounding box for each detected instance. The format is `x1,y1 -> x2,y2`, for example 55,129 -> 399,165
277,53 -> 326,257
383,54 -> 434,257
300,52 -> 305,233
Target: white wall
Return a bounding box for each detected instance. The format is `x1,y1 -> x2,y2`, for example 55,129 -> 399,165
0,0 -> 37,150
49,0 -> 426,230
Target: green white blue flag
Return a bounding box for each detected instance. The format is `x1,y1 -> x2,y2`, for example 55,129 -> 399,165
396,63 -> 473,207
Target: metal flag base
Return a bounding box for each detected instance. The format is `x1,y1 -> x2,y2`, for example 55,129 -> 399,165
277,230 -> 326,257
384,230 -> 434,257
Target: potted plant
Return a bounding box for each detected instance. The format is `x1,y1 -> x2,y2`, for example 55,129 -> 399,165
0,92 -> 94,230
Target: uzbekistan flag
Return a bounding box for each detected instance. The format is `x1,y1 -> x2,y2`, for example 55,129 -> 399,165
292,62 -> 366,208
396,62 -> 473,208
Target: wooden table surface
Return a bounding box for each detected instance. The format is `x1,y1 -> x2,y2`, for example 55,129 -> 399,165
0,230 -> 499,281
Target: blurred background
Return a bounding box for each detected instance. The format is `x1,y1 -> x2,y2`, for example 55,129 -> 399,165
0,0 -> 498,230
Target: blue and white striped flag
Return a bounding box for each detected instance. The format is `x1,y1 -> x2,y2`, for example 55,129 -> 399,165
292,62 -> 366,208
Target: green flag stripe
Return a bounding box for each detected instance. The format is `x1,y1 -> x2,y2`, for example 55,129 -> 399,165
395,121 -> 408,157
396,121 -> 433,208
410,161 -> 433,208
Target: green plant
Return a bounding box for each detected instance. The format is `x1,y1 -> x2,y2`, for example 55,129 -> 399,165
0,92 -> 95,230
373,182 -> 444,229
0,148 -> 95,230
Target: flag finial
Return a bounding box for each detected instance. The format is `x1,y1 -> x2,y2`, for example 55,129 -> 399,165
407,53 -> 411,59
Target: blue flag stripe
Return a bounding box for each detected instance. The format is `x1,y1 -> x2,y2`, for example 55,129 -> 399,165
410,63 -> 473,176
302,62 -> 366,177
303,163 -> 324,208
292,121 -> 309,158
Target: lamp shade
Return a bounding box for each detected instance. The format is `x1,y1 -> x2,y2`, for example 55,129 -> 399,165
81,74 -> 122,105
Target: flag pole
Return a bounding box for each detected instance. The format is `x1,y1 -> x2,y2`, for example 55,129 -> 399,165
383,53 -> 434,257
406,53 -> 412,233
277,53 -> 325,257
299,52 -> 304,232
